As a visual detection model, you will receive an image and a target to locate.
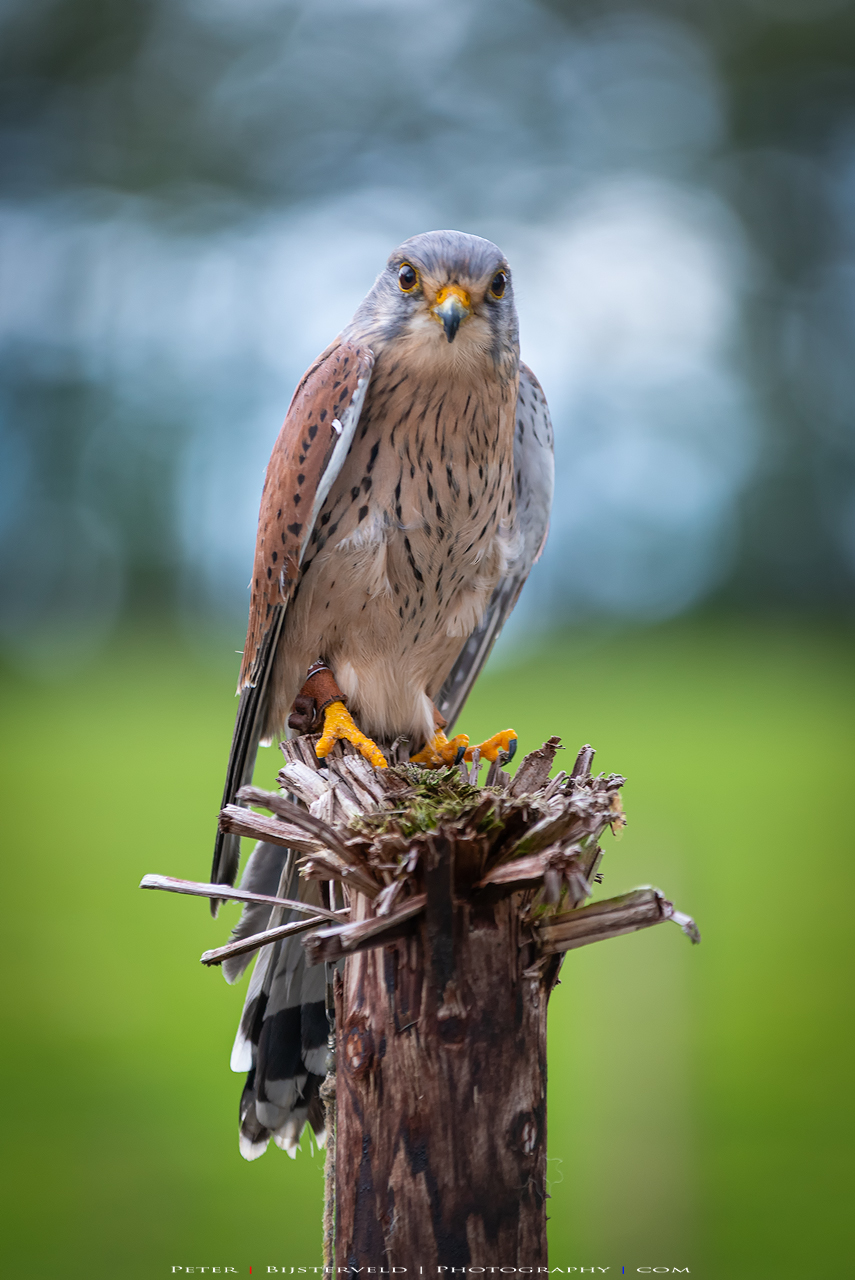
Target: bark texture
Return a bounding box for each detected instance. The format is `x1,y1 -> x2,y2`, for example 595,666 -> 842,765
336,872 -> 548,1270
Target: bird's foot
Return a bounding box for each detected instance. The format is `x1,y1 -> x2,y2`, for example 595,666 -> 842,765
464,730 -> 518,765
410,729 -> 470,768
316,701 -> 387,769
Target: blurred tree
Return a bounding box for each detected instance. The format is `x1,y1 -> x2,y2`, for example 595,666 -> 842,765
1,0 -> 854,664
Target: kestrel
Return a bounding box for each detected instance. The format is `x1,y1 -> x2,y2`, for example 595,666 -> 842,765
211,230 -> 554,1158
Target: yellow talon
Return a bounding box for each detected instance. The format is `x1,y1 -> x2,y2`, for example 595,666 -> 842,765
464,729 -> 518,765
411,729 -> 470,768
316,701 -> 387,769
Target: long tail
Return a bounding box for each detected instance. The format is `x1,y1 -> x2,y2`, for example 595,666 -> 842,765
227,841 -> 329,1161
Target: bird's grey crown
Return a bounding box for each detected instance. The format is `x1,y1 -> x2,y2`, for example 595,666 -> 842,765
390,229 -> 509,284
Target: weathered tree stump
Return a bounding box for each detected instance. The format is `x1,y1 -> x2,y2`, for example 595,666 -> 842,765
334,862 -> 550,1267
141,735 -> 699,1272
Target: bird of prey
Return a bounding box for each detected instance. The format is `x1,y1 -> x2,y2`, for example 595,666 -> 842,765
211,230 -> 554,1159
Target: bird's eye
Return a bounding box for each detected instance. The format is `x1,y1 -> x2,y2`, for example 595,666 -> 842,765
398,262 -> 418,292
490,270 -> 507,299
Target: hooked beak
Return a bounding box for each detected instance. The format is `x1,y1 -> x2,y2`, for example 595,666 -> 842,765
431,284 -> 472,343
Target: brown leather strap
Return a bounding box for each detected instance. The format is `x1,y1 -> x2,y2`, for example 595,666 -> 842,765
287,661 -> 346,734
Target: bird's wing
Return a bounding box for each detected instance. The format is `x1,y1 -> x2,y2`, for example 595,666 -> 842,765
435,361 -> 554,730
211,339 -> 375,901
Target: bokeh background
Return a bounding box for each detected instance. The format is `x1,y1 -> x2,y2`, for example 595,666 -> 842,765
1,1 -> 853,1276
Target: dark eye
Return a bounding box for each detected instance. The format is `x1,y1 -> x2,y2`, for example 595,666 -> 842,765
489,270 -> 507,299
398,262 -> 418,292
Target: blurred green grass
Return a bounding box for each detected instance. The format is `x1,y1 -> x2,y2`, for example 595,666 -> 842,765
1,619 -> 852,1278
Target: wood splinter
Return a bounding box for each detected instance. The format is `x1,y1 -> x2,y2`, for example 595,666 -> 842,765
140,734 -> 699,1269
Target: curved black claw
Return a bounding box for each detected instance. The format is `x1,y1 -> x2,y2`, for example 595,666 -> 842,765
454,743 -> 467,766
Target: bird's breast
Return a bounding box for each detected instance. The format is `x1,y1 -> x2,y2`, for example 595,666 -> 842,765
305,359 -> 517,595
282,356 -> 519,739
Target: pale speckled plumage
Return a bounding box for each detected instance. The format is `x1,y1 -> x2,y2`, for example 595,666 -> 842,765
265,311 -> 520,744
435,360 -> 554,727
243,231 -> 523,747
213,231 -> 552,897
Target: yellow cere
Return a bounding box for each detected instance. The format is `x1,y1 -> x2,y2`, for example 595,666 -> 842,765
433,284 -> 471,311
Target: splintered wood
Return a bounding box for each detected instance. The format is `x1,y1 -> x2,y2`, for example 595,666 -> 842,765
140,734 -> 698,1269
202,733 -> 697,974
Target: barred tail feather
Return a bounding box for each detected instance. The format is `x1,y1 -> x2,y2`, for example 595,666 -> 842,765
228,842 -> 330,1160
222,841 -> 290,985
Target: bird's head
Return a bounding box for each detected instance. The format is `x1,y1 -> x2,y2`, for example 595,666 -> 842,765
350,230 -> 519,373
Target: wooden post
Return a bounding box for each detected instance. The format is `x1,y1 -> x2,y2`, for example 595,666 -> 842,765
336,864 -> 549,1268
141,734 -> 700,1271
